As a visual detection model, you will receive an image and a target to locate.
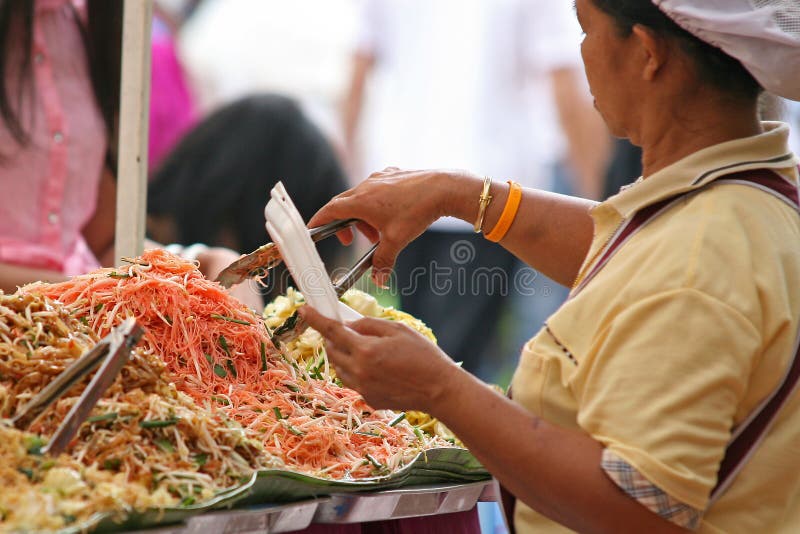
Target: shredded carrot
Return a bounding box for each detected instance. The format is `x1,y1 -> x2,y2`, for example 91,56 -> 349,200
25,249 -> 442,478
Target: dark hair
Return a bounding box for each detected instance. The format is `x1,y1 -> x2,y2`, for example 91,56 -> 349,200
0,0 -> 122,165
591,0 -> 762,102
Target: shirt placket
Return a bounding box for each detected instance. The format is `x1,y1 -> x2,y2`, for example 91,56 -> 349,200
33,14 -> 68,254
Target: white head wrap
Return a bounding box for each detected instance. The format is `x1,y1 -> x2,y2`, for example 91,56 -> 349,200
652,0 -> 800,100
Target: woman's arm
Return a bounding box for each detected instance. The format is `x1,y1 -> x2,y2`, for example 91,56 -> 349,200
0,263 -> 67,292
299,306 -> 689,534
309,168 -> 596,287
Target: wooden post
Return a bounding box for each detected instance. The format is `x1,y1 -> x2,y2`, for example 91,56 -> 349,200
115,0 -> 153,263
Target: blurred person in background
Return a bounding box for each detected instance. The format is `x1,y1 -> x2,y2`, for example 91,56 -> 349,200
0,0 -> 261,311
342,0 -> 610,382
147,93 -> 351,302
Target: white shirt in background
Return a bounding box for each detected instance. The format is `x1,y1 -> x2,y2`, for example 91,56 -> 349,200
355,0 -> 586,231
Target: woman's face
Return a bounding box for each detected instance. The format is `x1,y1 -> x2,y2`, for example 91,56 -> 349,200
575,0 -> 639,138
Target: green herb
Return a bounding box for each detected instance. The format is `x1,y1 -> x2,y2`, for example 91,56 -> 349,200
18,467 -> 33,480
365,453 -> 383,469
218,335 -> 231,357
445,437 -> 456,445
139,417 -> 180,429
180,496 -> 196,506
108,272 -> 131,279
62,514 -> 77,524
212,396 -> 230,405
103,458 -> 122,470
24,436 -> 47,455
355,431 -> 382,438
286,423 -> 304,436
87,412 -> 118,423
156,439 -> 175,453
225,359 -> 238,378
285,383 -> 300,393
79,316 -> 89,326
260,341 -> 267,373
93,303 -> 103,313
333,378 -> 344,388
204,353 -> 214,365
388,413 -> 406,427
193,453 -> 208,467
413,427 -> 425,441
272,407 -> 283,420
213,363 -> 227,378
164,314 -> 173,326
211,313 -> 251,326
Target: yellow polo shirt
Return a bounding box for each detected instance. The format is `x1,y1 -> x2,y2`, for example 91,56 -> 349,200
511,122 -> 800,533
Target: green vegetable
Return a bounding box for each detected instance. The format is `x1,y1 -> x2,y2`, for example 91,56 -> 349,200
355,431 -> 382,438
103,458 -> 122,470
212,396 -> 230,405
413,427 -> 425,441
17,467 -> 33,480
194,453 -> 208,467
155,439 -> 175,453
211,313 -> 251,326
365,453 -> 383,469
272,407 -> 283,420
87,412 -> 118,423
213,363 -> 227,378
93,303 -> 103,313
204,353 -> 214,365
388,413 -> 406,427
286,423 -> 304,436
24,436 -> 47,455
139,417 -> 180,429
180,496 -> 196,506
260,341 -> 268,373
218,335 -> 231,356
108,272 -> 131,279
225,359 -> 238,378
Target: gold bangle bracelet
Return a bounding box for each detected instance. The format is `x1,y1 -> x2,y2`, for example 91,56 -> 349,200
473,176 -> 493,233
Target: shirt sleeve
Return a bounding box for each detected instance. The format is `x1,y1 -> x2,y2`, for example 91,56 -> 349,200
573,288 -> 762,511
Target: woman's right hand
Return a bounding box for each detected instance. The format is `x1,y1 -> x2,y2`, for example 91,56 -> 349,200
309,167 -> 473,286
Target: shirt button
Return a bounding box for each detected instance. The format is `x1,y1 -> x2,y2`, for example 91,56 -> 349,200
53,131 -> 63,143
48,212 -> 59,224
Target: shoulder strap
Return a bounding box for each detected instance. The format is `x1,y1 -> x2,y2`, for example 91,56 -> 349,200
708,172 -> 800,502
574,168 -> 800,503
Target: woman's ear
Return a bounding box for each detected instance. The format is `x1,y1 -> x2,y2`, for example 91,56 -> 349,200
631,24 -> 669,82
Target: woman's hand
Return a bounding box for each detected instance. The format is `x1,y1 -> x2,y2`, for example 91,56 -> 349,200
309,167 -> 477,286
298,304 -> 464,412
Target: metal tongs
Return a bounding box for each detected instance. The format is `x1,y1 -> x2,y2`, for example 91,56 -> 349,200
9,318 -> 144,456
215,218 -> 377,345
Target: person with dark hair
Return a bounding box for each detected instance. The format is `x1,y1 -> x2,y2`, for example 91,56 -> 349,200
147,93 -> 350,301
0,0 -> 261,310
295,1 -> 800,532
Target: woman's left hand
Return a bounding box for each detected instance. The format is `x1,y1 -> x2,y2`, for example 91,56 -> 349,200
298,305 -> 463,412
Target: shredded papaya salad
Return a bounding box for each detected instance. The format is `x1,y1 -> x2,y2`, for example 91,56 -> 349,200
0,292 -> 273,532
25,249 -> 449,479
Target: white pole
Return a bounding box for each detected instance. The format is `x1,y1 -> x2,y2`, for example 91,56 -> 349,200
115,0 -> 153,263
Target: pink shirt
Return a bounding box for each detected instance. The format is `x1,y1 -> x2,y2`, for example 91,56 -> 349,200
0,0 -> 106,276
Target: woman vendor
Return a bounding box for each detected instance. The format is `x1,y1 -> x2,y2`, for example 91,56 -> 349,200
298,1 -> 800,532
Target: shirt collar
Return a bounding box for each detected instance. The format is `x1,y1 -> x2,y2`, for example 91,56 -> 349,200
604,122 -> 799,219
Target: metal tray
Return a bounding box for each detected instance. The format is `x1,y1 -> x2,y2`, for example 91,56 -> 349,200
122,499 -> 325,534
120,480 -> 495,533
314,480 -> 493,524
